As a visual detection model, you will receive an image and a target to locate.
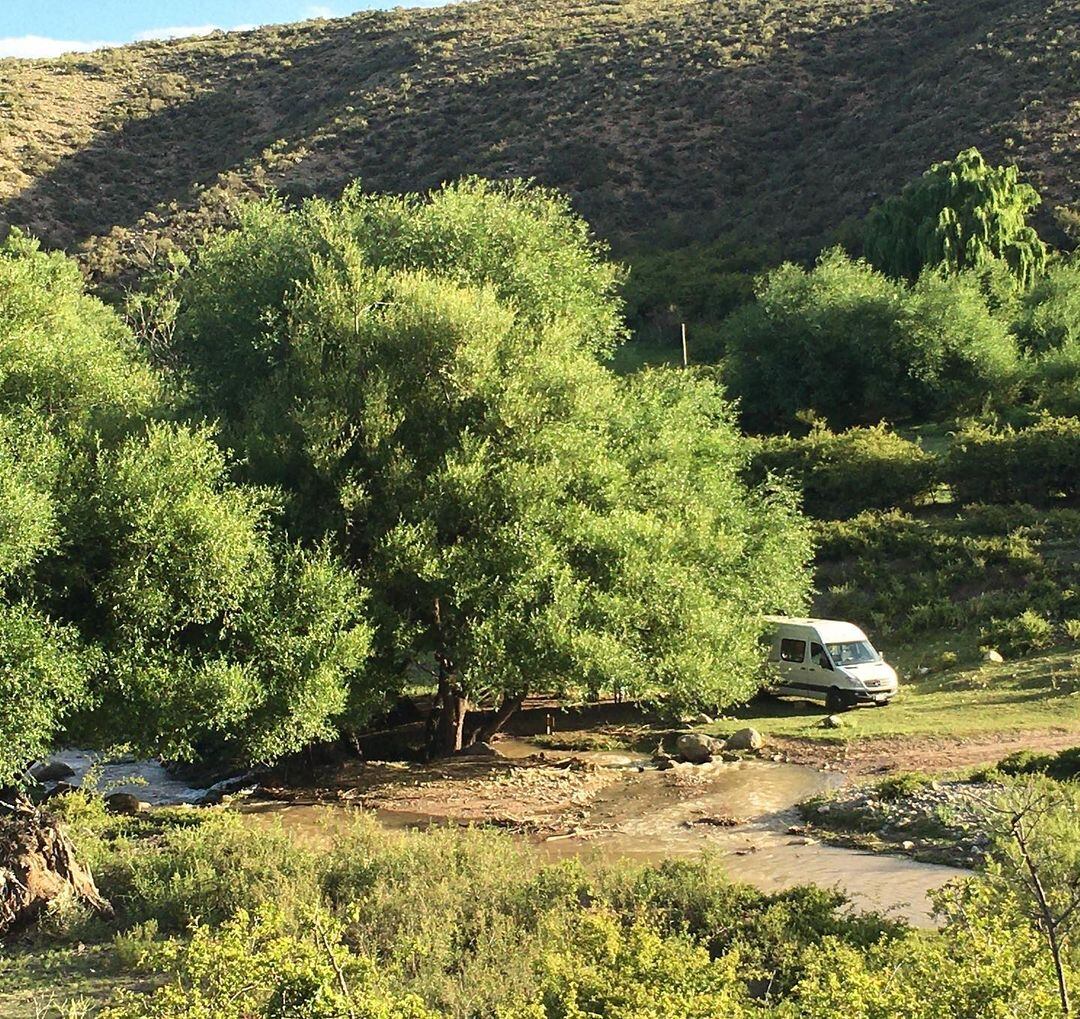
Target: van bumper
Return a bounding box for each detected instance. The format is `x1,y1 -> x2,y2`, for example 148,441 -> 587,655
846,686 -> 897,706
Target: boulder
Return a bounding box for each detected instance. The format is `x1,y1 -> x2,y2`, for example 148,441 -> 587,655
676,732 -> 718,764
723,727 -> 764,752
690,713 -> 714,726
1,806 -> 111,934
983,649 -> 1005,664
821,715 -> 845,729
29,761 -> 76,784
104,792 -> 148,815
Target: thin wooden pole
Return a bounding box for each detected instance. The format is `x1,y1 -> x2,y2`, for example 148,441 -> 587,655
681,322 -> 688,367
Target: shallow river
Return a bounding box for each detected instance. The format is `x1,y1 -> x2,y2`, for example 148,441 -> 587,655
54,747 -> 966,927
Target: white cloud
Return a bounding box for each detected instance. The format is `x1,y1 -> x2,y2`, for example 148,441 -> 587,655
0,22 -> 260,60
0,35 -> 113,59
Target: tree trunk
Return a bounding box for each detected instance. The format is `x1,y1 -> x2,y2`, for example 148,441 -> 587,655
429,666 -> 469,757
437,686 -> 468,755
468,694 -> 526,747
1,802 -> 112,935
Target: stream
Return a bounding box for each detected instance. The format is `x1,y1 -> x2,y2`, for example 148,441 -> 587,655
52,746 -> 966,927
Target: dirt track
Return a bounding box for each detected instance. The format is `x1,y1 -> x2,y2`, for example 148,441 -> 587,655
772,728 -> 1080,776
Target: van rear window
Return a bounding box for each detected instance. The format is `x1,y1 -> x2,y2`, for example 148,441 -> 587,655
780,638 -> 806,663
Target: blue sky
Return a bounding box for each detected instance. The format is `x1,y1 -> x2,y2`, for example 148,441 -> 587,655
0,1 -> 446,58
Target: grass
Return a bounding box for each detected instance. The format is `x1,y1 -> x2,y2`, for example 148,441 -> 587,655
0,944 -> 146,1019
714,646 -> 1080,744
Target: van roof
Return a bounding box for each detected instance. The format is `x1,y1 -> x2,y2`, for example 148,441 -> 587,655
763,616 -> 871,643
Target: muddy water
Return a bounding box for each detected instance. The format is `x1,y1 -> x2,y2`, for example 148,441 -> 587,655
52,748 -> 965,927
532,760 -> 962,926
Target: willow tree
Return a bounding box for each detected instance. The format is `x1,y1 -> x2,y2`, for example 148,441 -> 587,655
0,233 -> 373,778
174,180 -> 813,755
863,148 -> 1048,287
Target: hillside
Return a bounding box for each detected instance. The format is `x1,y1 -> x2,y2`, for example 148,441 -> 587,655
0,0 -> 1077,284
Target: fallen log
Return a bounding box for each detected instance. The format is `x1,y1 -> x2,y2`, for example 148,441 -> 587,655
0,801 -> 111,935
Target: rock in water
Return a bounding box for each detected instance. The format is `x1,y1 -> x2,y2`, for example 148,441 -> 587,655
724,728 -> 765,751
29,761 -> 76,784
676,733 -> 718,764
0,805 -> 111,934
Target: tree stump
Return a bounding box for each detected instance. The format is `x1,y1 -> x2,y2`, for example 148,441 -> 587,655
0,803 -> 111,935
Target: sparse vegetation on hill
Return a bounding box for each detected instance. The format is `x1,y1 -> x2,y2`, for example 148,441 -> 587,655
0,0 -> 1077,289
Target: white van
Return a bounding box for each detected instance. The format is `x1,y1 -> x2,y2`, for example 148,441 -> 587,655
763,617 -> 898,711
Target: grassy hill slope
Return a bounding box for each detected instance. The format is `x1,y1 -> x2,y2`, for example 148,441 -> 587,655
0,0 -> 1077,282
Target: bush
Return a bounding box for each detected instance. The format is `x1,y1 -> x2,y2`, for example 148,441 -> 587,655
997,746 -> 1080,782
747,424 -> 938,519
875,771 -> 934,802
981,610 -> 1056,656
721,248 -> 1018,431
947,415 -> 1080,504
99,907 -> 438,1019
103,812 -> 320,932
815,505 -> 1080,642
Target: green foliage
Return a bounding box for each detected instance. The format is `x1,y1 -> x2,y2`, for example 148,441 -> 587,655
982,609 -> 1056,657
863,147 -> 1049,286
596,857 -> 897,996
0,603 -> 95,785
721,248 -> 1017,431
37,806 -> 1078,1017
100,907 -> 438,1019
100,812 -> 321,933
785,886 -> 1063,1017
816,504 -> 1080,642
947,415 -> 1080,504
874,771 -> 934,802
0,211 -> 374,773
997,747 -> 1080,782
747,424 -> 938,519
1013,261 -> 1080,354
174,183 -> 811,747
0,230 -> 160,437
621,235 -> 775,362
522,909 -> 750,1018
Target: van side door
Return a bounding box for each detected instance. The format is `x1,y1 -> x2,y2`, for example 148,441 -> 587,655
778,636 -> 807,686
807,641 -> 834,691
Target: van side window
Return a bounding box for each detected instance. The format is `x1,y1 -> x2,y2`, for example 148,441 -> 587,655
810,642 -> 832,669
780,638 -> 806,663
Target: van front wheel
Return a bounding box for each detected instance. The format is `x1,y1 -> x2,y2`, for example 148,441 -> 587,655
825,688 -> 847,713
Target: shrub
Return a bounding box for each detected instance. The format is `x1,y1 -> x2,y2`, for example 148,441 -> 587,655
1012,261 -> 1080,354
997,746 -> 1080,782
104,812 -> 320,932
947,415 -> 1080,504
875,771 -> 934,802
747,424 -> 937,519
721,249 -> 1018,431
981,610 -> 1056,657
99,907 -> 438,1019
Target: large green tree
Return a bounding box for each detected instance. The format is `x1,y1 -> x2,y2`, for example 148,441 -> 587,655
863,147 -> 1048,286
0,233 -> 373,780
174,180 -> 812,754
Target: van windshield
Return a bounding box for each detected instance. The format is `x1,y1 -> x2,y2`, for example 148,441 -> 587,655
826,640 -> 879,666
